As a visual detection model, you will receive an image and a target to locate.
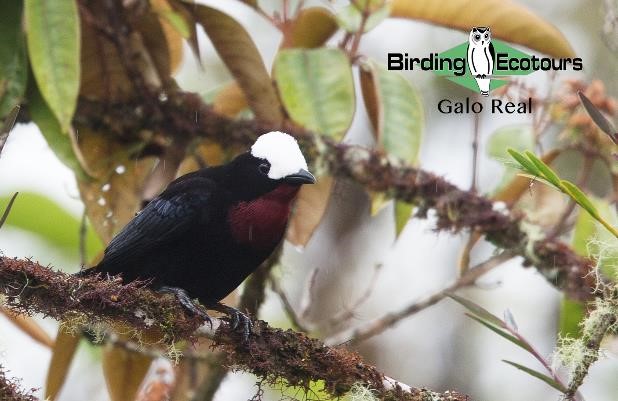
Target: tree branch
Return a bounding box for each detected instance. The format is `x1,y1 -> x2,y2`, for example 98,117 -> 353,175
0,365 -> 37,401
0,256 -> 469,401
72,90 -> 598,301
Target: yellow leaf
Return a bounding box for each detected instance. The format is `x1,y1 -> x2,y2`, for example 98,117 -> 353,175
45,329 -> 80,400
287,177 -> 334,247
212,82 -> 248,118
0,307 -> 53,348
391,0 -> 575,58
103,343 -> 153,401
281,7 -> 338,49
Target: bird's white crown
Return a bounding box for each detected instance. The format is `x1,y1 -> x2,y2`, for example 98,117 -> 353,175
250,131 -> 308,180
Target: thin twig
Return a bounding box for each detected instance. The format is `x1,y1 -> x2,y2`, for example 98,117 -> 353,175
471,98 -> 481,192
324,251 -> 515,346
0,193 -> 18,230
0,105 -> 20,157
299,267 -> 319,320
268,276 -> 311,332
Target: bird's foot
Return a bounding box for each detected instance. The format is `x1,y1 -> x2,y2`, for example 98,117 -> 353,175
209,303 -> 253,342
475,74 -> 482,79
481,74 -> 487,79
159,286 -> 212,327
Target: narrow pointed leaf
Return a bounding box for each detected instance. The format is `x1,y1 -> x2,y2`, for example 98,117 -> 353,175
103,344 -> 153,401
560,180 -> 599,218
578,91 -> 617,142
0,307 -> 54,348
466,314 -> 532,353
274,48 -> 355,139
390,0 -> 574,58
395,201 -> 413,237
502,360 -> 567,393
448,293 -> 504,327
507,149 -> 541,176
24,0 -> 80,131
190,4 -> 283,124
525,151 -> 561,186
0,192 -> 18,230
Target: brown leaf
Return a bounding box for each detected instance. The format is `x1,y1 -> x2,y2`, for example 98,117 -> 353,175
0,307 -> 53,348
45,329 -> 80,400
359,65 -> 380,137
287,177 -> 334,247
281,7 -> 338,49
212,82 -> 248,118
103,343 -> 153,401
188,4 -> 284,124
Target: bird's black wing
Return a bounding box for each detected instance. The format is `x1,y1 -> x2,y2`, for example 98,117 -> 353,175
98,175 -> 216,268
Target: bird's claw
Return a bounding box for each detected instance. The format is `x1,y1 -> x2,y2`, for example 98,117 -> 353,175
211,303 -> 253,342
159,286 -> 212,328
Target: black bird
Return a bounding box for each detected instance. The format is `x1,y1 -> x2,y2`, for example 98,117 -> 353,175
77,131 -> 315,335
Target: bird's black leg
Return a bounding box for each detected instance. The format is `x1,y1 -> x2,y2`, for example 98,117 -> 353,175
159,286 -> 212,327
208,302 -> 253,342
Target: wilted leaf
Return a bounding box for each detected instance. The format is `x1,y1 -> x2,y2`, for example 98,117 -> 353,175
27,82 -> 88,178
274,48 -> 355,139
0,2 -> 27,118
0,192 -> 102,262
502,360 -> 567,393
103,344 -> 153,401
45,330 -> 80,400
282,7 -> 339,49
25,0 -> 80,130
0,307 -> 54,348
390,0 -> 575,58
287,177 -> 334,247
189,4 -> 283,124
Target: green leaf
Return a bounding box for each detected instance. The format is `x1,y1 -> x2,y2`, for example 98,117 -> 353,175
0,1 -> 28,118
507,149 -> 541,176
27,81 -> 87,178
560,180 -> 599,219
360,60 -> 424,164
0,192 -> 102,264
189,4 -> 283,124
274,48 -> 355,139
559,297 -> 584,338
502,360 -> 567,393
525,151 -> 561,187
24,0 -> 80,131
487,125 -> 534,192
336,2 -> 391,33
394,201 -> 413,237
466,314 -> 532,353
448,293 -> 504,327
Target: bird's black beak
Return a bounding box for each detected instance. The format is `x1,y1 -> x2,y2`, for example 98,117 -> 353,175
283,169 -> 316,185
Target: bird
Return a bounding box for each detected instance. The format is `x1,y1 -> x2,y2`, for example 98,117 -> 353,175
467,26 -> 495,96
77,131 -> 315,337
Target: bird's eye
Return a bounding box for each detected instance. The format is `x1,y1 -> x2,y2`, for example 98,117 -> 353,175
484,34 -> 489,39
258,163 -> 270,175
475,35 -> 480,40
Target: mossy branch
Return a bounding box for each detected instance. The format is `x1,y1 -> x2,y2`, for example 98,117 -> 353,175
0,365 -> 37,401
0,256 -> 469,401
72,90 -> 598,301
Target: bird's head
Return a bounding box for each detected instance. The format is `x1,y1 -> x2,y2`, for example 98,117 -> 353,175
228,131 -> 315,200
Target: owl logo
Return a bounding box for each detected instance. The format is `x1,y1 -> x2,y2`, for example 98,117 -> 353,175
467,27 -> 495,96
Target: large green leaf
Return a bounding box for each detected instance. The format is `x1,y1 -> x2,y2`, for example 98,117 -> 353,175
274,48 -> 355,139
24,0 -> 80,131
390,0 -> 575,58
27,82 -> 86,178
0,1 -> 27,118
0,192 -> 102,264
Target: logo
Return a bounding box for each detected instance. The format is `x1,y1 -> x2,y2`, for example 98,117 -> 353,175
387,26 -> 582,102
